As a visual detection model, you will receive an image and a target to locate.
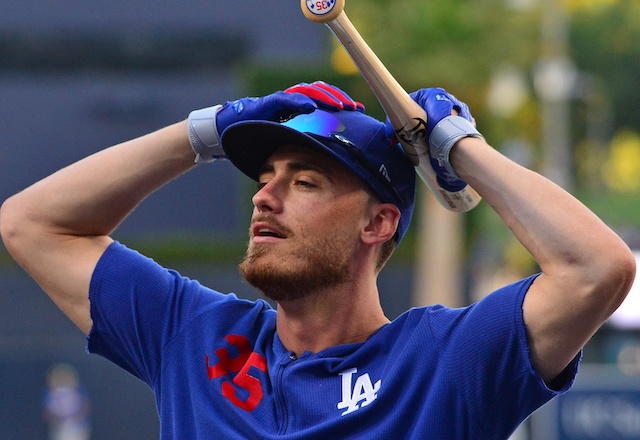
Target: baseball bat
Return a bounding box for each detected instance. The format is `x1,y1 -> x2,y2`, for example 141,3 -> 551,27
301,0 -> 481,212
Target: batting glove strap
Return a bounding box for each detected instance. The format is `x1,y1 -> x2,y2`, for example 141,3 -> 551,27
187,105 -> 226,163
429,115 -> 484,181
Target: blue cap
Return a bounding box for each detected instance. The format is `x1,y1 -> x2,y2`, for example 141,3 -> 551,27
221,109 -> 416,245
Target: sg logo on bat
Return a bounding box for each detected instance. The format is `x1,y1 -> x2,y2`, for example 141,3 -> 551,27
305,0 -> 336,16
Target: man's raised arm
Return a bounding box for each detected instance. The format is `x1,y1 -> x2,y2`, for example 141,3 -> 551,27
0,121 -> 196,334
453,136 -> 635,383
0,90 -> 319,335
405,87 -> 636,384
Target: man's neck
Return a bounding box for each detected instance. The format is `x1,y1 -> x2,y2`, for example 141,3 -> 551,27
274,281 -> 390,356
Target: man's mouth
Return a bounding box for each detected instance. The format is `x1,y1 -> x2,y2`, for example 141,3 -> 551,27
251,221 -> 288,240
256,227 -> 285,238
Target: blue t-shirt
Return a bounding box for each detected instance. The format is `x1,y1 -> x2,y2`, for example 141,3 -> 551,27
87,241 -> 579,439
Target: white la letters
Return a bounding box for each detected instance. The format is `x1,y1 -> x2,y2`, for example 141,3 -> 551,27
337,367 -> 381,416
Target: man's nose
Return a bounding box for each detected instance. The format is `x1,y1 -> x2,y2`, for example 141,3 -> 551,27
252,180 -> 285,213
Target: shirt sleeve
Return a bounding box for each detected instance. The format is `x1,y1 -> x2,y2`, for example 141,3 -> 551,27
428,275 -> 580,436
86,241 -> 239,386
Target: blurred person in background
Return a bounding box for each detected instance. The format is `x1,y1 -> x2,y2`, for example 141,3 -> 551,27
43,363 -> 91,440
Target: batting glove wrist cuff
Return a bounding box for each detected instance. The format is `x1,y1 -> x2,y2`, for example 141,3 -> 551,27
187,105 -> 226,163
429,115 -> 484,181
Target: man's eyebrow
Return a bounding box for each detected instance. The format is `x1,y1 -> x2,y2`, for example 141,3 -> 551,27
258,163 -> 274,177
288,160 -> 332,176
258,159 -> 336,181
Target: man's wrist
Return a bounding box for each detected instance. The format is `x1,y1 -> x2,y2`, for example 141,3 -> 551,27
187,104 -> 226,163
429,115 -> 484,180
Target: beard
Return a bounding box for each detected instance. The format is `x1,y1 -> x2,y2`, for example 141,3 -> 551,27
239,222 -> 354,302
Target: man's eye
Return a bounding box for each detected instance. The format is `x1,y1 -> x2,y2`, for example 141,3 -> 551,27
295,179 -> 315,188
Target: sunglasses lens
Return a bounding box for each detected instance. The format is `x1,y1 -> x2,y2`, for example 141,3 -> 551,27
282,110 -> 345,137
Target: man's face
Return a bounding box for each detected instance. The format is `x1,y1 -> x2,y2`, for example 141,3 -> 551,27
239,145 -> 374,302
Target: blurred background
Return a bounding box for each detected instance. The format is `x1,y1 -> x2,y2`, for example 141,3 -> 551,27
0,0 -> 639,438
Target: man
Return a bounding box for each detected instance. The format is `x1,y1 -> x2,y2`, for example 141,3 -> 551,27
0,81 -> 635,439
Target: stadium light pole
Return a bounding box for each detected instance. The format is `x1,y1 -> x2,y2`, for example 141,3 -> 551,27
413,191 -> 465,309
534,0 -> 576,191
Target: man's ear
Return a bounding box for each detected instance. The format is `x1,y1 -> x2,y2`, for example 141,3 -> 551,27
361,203 -> 401,245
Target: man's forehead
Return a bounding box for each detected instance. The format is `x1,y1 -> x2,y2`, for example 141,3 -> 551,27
264,145 -> 340,171
261,144 -> 363,187
268,144 -> 330,162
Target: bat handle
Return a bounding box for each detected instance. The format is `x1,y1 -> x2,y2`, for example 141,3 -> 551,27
328,13 -> 481,212
412,142 -> 482,212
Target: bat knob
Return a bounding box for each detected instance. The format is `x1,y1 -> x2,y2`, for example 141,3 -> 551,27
301,0 -> 346,23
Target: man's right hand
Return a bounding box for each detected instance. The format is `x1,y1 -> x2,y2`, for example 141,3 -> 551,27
187,91 -> 318,163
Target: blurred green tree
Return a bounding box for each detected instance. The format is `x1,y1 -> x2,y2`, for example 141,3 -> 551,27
570,0 -> 640,134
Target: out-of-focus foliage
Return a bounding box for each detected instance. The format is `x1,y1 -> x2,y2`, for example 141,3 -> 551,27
344,0 -> 541,115
345,0 -> 539,86
570,0 -> 640,131
569,0 -> 640,195
603,130 -> 640,192
340,0 -> 640,173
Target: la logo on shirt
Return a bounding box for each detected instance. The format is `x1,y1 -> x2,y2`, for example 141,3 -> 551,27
337,367 -> 381,416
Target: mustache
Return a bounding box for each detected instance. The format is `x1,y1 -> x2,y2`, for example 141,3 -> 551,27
249,213 -> 294,238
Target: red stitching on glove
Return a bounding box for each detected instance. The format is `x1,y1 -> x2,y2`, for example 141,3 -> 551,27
284,82 -> 364,112
310,81 -> 364,112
